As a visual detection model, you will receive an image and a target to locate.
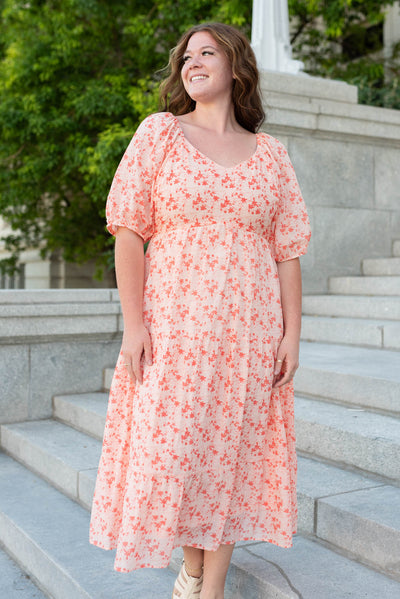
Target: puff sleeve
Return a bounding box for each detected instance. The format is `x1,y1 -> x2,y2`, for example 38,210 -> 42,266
106,113 -> 173,241
268,137 -> 311,262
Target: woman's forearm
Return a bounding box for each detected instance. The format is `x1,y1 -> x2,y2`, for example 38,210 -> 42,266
276,257 -> 302,341
273,257 -> 302,388
115,227 -> 145,330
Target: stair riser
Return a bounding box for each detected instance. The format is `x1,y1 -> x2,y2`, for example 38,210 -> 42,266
0,512 -> 88,599
295,420 -> 400,482
295,368 -> 400,415
329,277 -> 400,296
302,297 -> 400,320
393,241 -> 400,257
302,318 -> 400,350
301,318 -> 384,349
317,489 -> 400,581
0,427 -> 77,500
54,397 -> 105,441
362,258 -> 400,276
0,425 -> 100,508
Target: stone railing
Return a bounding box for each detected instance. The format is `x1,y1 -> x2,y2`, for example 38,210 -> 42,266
0,290 -> 122,425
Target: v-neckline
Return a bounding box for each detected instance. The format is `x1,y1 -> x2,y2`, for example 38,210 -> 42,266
170,113 -> 260,171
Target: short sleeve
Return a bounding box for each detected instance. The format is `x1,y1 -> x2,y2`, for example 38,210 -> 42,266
268,137 -> 311,262
106,113 -> 174,241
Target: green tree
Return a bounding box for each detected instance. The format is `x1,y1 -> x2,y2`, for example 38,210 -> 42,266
0,0 -> 252,278
288,0 -> 400,108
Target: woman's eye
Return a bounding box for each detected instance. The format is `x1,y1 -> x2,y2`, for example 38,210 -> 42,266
182,55 -> 190,63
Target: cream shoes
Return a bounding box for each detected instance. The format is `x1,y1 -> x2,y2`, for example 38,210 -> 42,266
172,559 -> 203,598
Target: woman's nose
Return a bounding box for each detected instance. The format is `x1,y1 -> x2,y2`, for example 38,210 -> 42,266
189,54 -> 202,67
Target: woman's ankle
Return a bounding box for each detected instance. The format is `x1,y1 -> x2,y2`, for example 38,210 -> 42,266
183,560 -> 203,578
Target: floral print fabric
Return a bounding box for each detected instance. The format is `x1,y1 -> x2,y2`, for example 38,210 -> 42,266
89,112 -> 311,571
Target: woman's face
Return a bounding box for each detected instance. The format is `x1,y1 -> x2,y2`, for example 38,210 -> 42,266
181,31 -> 234,105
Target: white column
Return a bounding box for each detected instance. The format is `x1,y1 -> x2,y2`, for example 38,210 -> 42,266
384,1 -> 400,60
251,0 -> 304,73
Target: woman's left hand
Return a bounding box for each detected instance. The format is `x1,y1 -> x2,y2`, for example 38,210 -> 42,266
272,335 -> 300,389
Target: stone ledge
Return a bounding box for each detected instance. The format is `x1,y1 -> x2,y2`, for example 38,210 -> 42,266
0,301 -> 122,344
260,72 -> 400,143
260,71 -> 358,104
0,289 -> 119,304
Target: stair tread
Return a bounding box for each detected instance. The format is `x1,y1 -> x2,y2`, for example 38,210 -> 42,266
231,535 -> 400,598
54,393 -> 108,440
316,485 -> 400,579
0,452 -> 177,599
295,396 -> 400,481
0,545 -> 47,599
1,419 -> 102,471
1,452 -> 400,599
299,340 -> 400,382
297,455 -> 384,499
55,392 -> 108,416
295,396 -> 400,442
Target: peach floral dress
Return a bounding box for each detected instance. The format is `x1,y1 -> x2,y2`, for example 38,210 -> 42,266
89,112 -> 311,572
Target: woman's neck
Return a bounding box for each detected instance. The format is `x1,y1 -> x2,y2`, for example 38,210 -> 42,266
184,102 -> 239,134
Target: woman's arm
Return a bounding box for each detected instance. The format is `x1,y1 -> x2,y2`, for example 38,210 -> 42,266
115,226 -> 152,384
272,257 -> 302,389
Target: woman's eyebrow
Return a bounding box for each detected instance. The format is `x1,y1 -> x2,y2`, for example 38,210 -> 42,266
184,45 -> 218,53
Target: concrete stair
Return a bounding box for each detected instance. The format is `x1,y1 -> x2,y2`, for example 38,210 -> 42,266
1,240 -> 400,598
2,387 -> 400,598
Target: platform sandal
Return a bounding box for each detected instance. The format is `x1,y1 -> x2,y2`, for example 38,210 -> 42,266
172,559 -> 203,598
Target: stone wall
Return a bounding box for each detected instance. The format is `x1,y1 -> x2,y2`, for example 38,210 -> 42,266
0,290 -> 121,424
260,71 -> 400,293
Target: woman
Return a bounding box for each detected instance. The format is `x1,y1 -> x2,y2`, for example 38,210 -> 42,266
89,22 -> 311,599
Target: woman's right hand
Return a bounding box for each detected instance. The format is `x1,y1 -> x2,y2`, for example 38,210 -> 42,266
121,324 -> 152,385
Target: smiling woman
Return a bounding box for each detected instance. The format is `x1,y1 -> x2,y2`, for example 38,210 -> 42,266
160,22 -> 265,133
89,21 -> 311,599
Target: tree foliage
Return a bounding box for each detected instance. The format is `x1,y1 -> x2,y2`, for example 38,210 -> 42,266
0,0 -> 252,276
0,0 -> 398,278
288,0 -> 400,108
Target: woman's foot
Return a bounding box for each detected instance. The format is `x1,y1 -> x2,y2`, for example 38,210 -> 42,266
172,560 -> 204,598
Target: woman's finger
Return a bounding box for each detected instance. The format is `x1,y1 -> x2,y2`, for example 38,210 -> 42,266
274,356 -> 284,377
143,334 -> 153,366
133,354 -> 143,384
123,358 -> 136,384
273,362 -> 298,389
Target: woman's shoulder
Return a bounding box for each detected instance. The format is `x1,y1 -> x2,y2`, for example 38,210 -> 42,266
257,131 -> 287,154
137,111 -> 178,138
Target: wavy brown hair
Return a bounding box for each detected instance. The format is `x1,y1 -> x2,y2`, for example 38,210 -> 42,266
159,22 -> 265,133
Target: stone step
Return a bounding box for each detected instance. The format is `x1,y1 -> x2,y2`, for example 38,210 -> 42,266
393,240 -> 400,257
5,398 -> 400,577
43,392 -> 400,579
295,396 -> 400,482
362,257 -> 400,275
301,315 -> 400,350
296,455 -> 384,536
302,294 -> 400,320
316,485 -> 400,582
2,452 -> 400,598
54,392 -> 108,441
0,452 -> 178,599
0,419 -> 102,509
329,275 -> 400,295
0,545 -> 47,599
297,341 -> 400,414
298,457 -> 400,579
